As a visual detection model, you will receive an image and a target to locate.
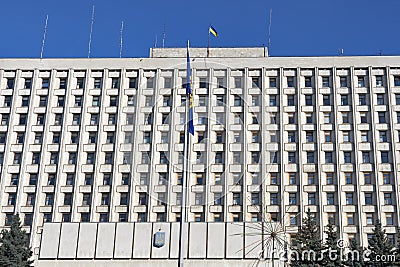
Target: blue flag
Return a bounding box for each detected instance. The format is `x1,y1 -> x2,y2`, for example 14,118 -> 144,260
187,47 -> 194,135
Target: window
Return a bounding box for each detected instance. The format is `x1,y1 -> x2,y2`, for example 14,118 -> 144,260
269,77 -> 277,88
365,193 -> 373,205
325,131 -> 332,142
360,112 -> 368,123
76,78 -> 85,88
307,152 -> 314,163
366,213 -> 374,225
364,173 -> 372,184
384,193 -> 392,205
52,132 -> 60,144
324,112 -> 331,123
74,96 -> 82,107
288,152 -> 296,163
326,173 -> 334,185
361,131 -> 368,142
199,78 -> 207,88
90,114 -> 98,125
327,193 -> 334,205
381,152 -> 389,163
340,76 -> 347,87
110,96 -> 118,106
358,76 -> 365,87
270,173 -> 278,185
305,95 -> 312,106
341,95 -> 349,105
386,213 -> 394,225
346,193 -> 353,205
24,78 -> 32,89
347,214 -> 354,225
308,173 -> 315,185
377,94 -> 384,105
232,193 -> 241,205
362,152 -> 370,163
376,76 -> 383,87
72,114 -> 80,125
128,77 -> 137,88
216,77 -> 224,88
198,95 -> 206,106
269,95 -> 277,106
288,113 -> 295,124
68,153 -> 77,164
252,77 -> 260,88
234,77 -> 242,88
308,193 -> 316,205
252,132 -> 259,143
325,152 -> 333,163
270,113 -> 277,124
378,112 -> 386,123
270,152 -> 278,163
345,173 -> 352,184
86,153 -> 95,164
111,78 -> 120,89
359,94 -> 367,105
39,96 -> 47,107
4,96 -> 12,107
289,173 -> 296,184
287,77 -> 294,87
289,193 -> 297,205
94,77 -> 102,88
395,76 -> 400,86
383,173 -> 391,184
322,76 -> 329,87
42,78 -> 50,89
270,193 -> 278,205
306,131 -> 313,142
234,95 -> 242,106
342,112 -> 350,123
287,95 -> 295,106
379,131 -> 388,142
288,132 -> 296,142
22,96 -> 30,107
57,96 -> 65,107
305,76 -> 312,87
92,96 -> 100,107
343,131 -> 350,142
306,113 -> 313,123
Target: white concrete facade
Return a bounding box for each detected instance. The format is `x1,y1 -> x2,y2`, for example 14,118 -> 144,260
0,48 -> 399,264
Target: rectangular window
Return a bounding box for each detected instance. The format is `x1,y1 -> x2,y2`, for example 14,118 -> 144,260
376,76 -> 383,87
340,76 -> 347,87
322,76 -> 329,87
269,77 -> 277,88
358,76 -> 365,87
305,77 -> 312,87
287,77 -> 294,87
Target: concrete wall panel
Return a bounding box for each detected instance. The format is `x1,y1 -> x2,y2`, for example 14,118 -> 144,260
132,223 -> 152,258
207,223 -> 225,258
58,223 -> 79,258
114,223 -> 134,259
226,223 -> 243,258
95,223 -> 115,259
188,223 -> 207,258
77,223 -> 97,258
244,223 -> 262,259
39,223 -> 61,259
169,223 -> 180,259
151,222 -> 170,258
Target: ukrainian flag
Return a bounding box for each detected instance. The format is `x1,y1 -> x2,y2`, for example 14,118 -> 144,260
186,47 -> 194,136
209,26 -> 218,37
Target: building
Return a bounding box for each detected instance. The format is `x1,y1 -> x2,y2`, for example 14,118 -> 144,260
0,48 -> 399,265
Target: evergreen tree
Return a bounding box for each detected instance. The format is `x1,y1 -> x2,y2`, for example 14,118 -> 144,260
0,214 -> 33,267
395,228 -> 400,265
290,209 -> 324,266
323,223 -> 342,266
343,239 -> 366,267
368,219 -> 394,267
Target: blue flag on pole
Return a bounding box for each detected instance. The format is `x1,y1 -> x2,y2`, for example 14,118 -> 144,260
187,46 -> 194,135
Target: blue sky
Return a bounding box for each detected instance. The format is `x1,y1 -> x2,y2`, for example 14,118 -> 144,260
1,0 -> 400,58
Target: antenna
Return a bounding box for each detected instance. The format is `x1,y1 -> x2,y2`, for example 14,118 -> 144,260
162,23 -> 166,48
88,5 -> 95,58
119,21 -> 124,58
267,9 -> 272,56
40,15 -> 49,59
154,35 -> 158,48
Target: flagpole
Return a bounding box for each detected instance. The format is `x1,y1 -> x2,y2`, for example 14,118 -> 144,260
178,40 -> 191,267
40,15 -> 48,59
207,26 -> 210,57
